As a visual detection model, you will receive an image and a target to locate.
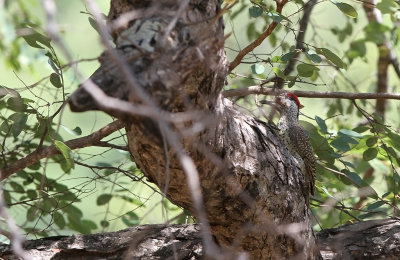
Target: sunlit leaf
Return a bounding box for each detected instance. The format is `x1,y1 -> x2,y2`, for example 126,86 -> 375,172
272,67 -> 285,78
338,129 -> 363,139
54,140 -> 75,170
376,0 -> 398,14
316,48 -> 347,69
267,11 -> 291,23
251,63 -> 265,74
62,126 -> 82,136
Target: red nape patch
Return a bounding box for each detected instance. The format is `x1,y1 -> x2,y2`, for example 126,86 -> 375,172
286,93 -> 303,108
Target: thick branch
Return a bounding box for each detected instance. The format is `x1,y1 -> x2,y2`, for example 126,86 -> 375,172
223,85 -> 400,100
1,219 -> 399,259
229,0 -> 289,72
0,120 -> 125,181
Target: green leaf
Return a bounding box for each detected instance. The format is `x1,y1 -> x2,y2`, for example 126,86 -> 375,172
82,219 -> 97,230
359,211 -> 384,220
249,6 -> 263,18
27,190 -> 37,199
251,63 -> 265,74
338,129 -> 363,139
315,116 -> 328,134
364,22 -> 390,44
10,181 -> 25,193
321,187 -> 334,198
122,211 -> 140,226
330,1 -> 358,18
22,30 -> 51,49
100,220 -> 109,228
9,113 -> 28,138
363,148 -> 378,161
54,140 -> 75,170
366,137 -> 378,147
281,51 -> 296,62
305,49 -> 322,63
376,0 -> 398,14
53,212 -> 66,229
27,206 -> 37,222
7,96 -> 26,112
267,11 -> 291,23
3,190 -> 11,205
117,195 -> 144,206
272,67 -> 285,78
347,40 -> 366,61
296,63 -> 320,77
271,56 -> 284,63
62,126 -> 82,136
331,137 -> 351,152
394,172 -> 400,183
345,171 -> 362,186
316,48 -> 347,69
50,73 -> 62,88
366,201 -> 386,210
97,194 -> 112,205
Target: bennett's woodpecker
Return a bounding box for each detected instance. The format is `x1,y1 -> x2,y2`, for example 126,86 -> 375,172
274,93 -> 316,205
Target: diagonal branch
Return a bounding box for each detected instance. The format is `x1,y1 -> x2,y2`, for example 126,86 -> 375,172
229,0 -> 289,72
275,0 -> 316,89
0,120 -> 125,181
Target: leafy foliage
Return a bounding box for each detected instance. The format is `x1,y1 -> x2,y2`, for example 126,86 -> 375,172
1,0 -> 400,242
225,0 -> 400,229
0,1 -> 188,241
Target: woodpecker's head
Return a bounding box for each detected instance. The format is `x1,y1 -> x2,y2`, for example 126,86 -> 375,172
275,92 -> 303,118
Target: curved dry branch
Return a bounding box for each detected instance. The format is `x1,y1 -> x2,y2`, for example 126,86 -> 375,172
0,120 -> 125,181
229,0 -> 289,72
223,85 -> 400,100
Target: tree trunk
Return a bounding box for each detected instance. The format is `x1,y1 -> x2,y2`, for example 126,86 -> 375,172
1,219 -> 399,259
69,0 -> 317,258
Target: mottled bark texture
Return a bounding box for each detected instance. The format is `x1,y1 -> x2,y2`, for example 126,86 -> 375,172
1,219 -> 399,259
69,0 -> 318,258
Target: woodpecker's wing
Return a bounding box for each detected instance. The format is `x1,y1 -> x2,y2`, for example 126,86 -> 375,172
288,125 -> 316,196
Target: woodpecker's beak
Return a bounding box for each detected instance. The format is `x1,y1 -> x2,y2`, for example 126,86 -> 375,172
260,99 -> 281,111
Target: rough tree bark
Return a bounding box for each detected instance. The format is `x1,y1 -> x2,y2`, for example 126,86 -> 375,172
68,0 -> 318,258
1,218 -> 399,259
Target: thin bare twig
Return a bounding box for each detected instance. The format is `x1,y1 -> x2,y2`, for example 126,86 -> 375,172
223,85 -> 400,100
